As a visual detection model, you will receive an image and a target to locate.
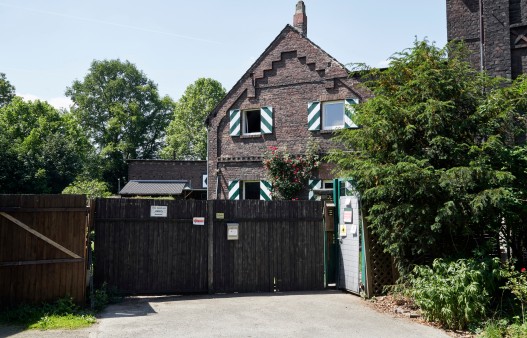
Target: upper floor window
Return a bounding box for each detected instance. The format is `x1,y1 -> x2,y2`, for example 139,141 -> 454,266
229,107 -> 273,137
308,99 -> 358,131
322,101 -> 345,130
243,109 -> 261,135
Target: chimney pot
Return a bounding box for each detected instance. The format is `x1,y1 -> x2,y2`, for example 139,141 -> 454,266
293,1 -> 307,36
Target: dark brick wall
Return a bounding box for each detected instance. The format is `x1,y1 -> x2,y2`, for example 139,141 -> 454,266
128,160 -> 207,189
447,0 -> 527,79
207,26 -> 371,200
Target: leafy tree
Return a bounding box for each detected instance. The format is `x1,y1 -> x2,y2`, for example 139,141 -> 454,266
62,179 -> 112,199
330,41 -> 527,272
161,78 -> 225,160
0,73 -> 15,108
0,97 -> 91,193
66,59 -> 173,191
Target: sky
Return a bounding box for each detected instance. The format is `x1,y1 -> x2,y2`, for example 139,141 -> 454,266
0,1 -> 447,110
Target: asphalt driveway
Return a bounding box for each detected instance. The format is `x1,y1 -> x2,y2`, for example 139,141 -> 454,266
1,291 -> 449,338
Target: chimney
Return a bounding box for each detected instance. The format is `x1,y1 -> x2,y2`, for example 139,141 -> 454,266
293,1 -> 307,36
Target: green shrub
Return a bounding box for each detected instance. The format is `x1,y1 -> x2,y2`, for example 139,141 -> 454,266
500,262 -> 527,324
406,257 -> 501,330
479,320 -> 527,338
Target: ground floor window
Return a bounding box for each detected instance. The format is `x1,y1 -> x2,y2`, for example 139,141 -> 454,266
243,181 -> 260,200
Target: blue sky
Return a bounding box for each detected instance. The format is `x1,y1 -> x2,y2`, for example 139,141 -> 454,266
0,1 -> 447,109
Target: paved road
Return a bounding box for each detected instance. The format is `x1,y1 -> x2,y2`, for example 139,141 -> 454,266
1,291 -> 449,338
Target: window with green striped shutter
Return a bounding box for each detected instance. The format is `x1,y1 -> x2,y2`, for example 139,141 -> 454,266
228,180 -> 240,200
307,101 -> 321,131
344,98 -> 359,129
260,107 -> 273,134
229,109 -> 241,136
260,180 -> 272,201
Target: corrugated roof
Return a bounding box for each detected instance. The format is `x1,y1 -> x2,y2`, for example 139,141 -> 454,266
119,180 -> 188,196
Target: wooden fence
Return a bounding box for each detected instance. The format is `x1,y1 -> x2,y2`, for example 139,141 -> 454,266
211,200 -> 324,293
0,195 -> 88,308
94,199 -> 208,294
93,199 -> 324,294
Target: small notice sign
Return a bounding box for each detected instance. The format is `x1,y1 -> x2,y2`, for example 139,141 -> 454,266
343,208 -> 353,224
150,206 -> 167,217
216,212 -> 225,220
340,223 -> 347,238
227,223 -> 239,240
193,217 -> 205,225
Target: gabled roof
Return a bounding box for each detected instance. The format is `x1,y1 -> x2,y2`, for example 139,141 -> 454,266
119,180 -> 189,196
205,24 -> 352,125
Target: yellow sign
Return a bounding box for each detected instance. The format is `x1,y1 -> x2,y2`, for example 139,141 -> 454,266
216,212 -> 225,220
340,223 -> 347,237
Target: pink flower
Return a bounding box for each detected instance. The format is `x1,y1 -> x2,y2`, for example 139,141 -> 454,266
522,268 -> 526,273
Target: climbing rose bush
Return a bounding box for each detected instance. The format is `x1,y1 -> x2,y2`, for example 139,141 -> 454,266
263,142 -> 319,200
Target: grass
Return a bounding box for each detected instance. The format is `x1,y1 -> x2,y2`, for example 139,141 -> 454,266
478,320 -> 527,337
0,297 -> 96,331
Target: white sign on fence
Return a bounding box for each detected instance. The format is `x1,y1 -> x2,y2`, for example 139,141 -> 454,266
193,217 -> 205,225
150,206 -> 168,217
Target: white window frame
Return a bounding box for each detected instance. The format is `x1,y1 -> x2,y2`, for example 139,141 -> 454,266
322,100 -> 345,130
323,180 -> 334,190
242,109 -> 261,135
243,180 -> 260,200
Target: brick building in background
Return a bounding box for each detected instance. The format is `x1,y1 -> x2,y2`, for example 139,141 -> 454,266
447,0 -> 527,78
119,160 -> 207,199
205,1 -> 370,200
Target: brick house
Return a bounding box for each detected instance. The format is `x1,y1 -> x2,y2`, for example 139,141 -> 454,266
447,0 -> 527,79
205,1 -> 370,200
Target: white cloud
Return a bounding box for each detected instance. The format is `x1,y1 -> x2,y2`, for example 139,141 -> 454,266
48,97 -> 73,110
19,93 -> 40,102
18,93 -> 73,110
376,59 -> 391,68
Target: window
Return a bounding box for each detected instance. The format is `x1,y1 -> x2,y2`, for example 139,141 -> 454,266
323,180 -> 334,190
322,101 -> 345,130
243,109 -> 261,135
243,181 -> 260,200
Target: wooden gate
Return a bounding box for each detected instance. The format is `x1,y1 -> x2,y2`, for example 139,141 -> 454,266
0,195 -> 88,308
211,200 -> 324,293
93,199 -> 324,294
93,199 -> 208,294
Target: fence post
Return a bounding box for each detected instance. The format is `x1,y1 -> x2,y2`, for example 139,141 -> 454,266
207,200 -> 214,293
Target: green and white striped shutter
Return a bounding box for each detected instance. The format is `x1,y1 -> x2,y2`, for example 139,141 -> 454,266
308,179 -> 322,201
344,180 -> 355,196
260,180 -> 272,201
229,109 -> 241,136
344,98 -> 359,129
307,101 -> 321,131
260,107 -> 273,134
228,180 -> 240,200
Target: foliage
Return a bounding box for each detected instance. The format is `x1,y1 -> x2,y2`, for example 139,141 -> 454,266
161,78 -> 225,160
62,179 -> 112,199
330,40 -> 527,271
91,282 -> 121,312
479,320 -> 527,338
501,262 -> 527,323
0,97 -> 92,193
405,258 -> 501,330
0,72 -> 15,108
0,297 -> 96,330
66,59 -> 173,192
263,140 -> 320,200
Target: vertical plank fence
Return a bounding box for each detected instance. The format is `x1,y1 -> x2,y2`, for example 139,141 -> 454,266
93,199 -> 324,295
0,195 -> 88,308
212,200 -> 324,293
93,199 -> 208,294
